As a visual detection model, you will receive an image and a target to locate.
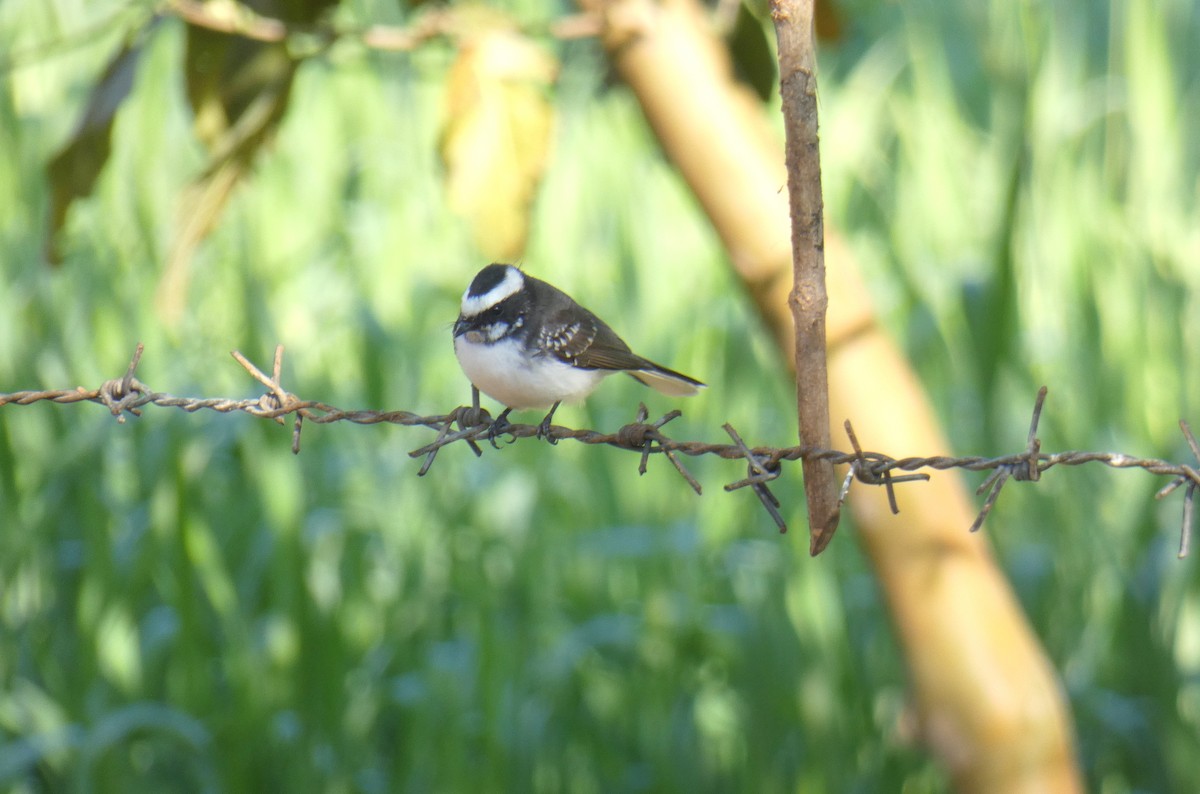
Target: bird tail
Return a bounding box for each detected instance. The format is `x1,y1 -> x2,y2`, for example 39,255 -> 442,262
627,365 -> 706,397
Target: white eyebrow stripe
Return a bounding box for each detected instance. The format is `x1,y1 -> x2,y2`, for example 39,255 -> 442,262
460,267 -> 524,317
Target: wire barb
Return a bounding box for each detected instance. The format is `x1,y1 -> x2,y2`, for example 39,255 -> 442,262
841,419 -> 929,515
96,343 -> 148,423
616,403 -> 701,494
1156,420 -> 1200,558
968,385 -> 1049,533
722,424 -> 787,534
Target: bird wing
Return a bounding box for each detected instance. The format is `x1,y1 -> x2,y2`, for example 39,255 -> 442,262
537,307 -> 645,370
528,276 -> 705,396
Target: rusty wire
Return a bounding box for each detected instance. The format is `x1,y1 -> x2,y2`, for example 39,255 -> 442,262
2,344 -> 1198,555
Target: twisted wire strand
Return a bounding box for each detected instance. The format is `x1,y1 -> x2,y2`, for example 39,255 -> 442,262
2,345 -> 1197,555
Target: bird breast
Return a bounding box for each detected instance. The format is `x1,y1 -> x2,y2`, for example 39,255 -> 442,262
454,335 -> 609,409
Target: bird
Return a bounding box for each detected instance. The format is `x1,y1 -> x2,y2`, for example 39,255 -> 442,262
453,263 -> 704,440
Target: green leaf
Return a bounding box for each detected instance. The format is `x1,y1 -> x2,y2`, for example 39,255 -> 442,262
727,2 -> 775,103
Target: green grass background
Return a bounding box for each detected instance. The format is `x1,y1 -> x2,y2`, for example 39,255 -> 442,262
1,0 -> 1199,791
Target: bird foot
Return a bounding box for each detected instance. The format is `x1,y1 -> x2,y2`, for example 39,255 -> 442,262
486,408 -> 514,448
536,402 -> 561,445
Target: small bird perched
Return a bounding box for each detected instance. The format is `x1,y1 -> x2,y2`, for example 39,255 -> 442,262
453,263 -> 705,439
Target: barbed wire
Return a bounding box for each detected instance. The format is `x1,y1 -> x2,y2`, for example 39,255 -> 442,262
2,344 -> 1197,557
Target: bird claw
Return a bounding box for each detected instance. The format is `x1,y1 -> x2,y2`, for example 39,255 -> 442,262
476,403 -> 559,446
537,415 -> 557,444
536,402 -> 561,445
486,409 -> 514,449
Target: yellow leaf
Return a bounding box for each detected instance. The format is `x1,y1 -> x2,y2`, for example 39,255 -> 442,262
440,31 -> 558,261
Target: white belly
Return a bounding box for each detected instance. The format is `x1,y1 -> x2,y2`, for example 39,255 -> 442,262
455,336 -> 609,409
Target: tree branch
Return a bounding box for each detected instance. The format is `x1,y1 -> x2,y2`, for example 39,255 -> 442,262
771,0 -> 840,554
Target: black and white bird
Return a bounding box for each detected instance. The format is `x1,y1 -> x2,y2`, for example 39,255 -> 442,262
453,264 -> 704,438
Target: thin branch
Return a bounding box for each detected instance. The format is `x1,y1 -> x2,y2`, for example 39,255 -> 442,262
163,0 -> 600,53
771,0 -> 840,555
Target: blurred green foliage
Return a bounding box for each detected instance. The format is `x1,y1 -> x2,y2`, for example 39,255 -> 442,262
1,0 -> 1199,791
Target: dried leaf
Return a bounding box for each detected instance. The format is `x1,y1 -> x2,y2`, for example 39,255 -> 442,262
155,0 -> 340,320
440,31 -> 558,261
160,1 -> 337,322
184,24 -> 296,150
45,20 -> 158,264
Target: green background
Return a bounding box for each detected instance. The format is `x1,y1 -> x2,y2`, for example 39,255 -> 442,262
2,0 -> 1199,790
